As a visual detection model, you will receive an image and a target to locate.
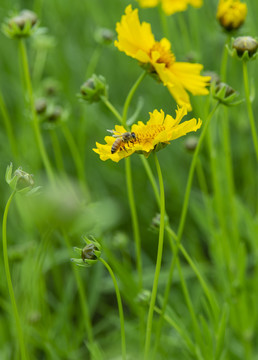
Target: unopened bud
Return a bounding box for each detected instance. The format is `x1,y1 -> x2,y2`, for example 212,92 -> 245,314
212,81 -> 243,106
5,163 -> 40,195
233,36 -> 258,58
3,9 -> 39,39
71,236 -> 101,268
185,136 -> 198,152
217,0 -> 247,32
79,74 -> 108,103
94,28 -> 115,45
135,290 -> 151,307
35,98 -> 47,114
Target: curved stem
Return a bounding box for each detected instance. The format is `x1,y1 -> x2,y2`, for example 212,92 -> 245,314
100,96 -> 123,124
144,153 -> 165,360
2,191 -> 28,360
18,39 -> 55,185
242,60 -> 258,161
61,123 -> 90,201
122,71 -> 146,127
99,258 -> 126,360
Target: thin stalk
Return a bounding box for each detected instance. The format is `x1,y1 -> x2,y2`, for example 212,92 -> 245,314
125,157 -> 142,290
99,258 -> 126,360
2,191 -> 28,360
158,4 -> 169,39
177,13 -> 191,52
144,153 -> 165,360
100,96 -> 123,124
61,123 -> 90,200
122,71 -> 146,127
220,37 -> 230,82
242,60 -> 258,161
18,39 -> 55,184
63,233 -> 94,349
49,129 -> 65,173
0,91 -> 18,159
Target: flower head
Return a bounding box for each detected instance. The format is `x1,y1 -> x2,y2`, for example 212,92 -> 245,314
115,6 -> 210,110
93,106 -> 202,162
2,9 -> 39,39
138,0 -> 202,15
217,0 -> 247,31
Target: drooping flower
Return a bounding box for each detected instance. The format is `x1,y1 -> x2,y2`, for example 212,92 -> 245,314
115,5 -> 210,110
217,0 -> 247,31
138,0 -> 203,15
93,106 -> 202,162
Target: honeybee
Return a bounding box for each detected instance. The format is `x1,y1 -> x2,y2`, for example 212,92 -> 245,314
107,130 -> 137,154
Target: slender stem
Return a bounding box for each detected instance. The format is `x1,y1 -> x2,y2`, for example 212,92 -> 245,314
220,37 -> 230,82
125,158 -> 142,289
61,123 -> 90,200
242,60 -> 258,161
50,129 -> 65,173
99,258 -> 126,360
2,191 -> 28,360
177,13 -> 191,52
86,45 -> 101,79
18,39 -> 55,184
176,102 -> 220,244
122,71 -> 146,127
144,153 -> 165,360
63,233 -> 94,350
100,96 -> 123,124
158,4 -> 169,40
0,91 -> 19,159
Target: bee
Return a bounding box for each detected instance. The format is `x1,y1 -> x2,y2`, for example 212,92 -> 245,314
107,130 -> 137,154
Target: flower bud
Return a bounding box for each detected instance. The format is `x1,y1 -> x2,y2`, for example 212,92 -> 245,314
35,98 -> 47,114
150,212 -> 169,233
2,9 -> 39,39
135,290 -> 151,307
212,81 -> 243,106
79,74 -> 108,103
71,236 -> 101,268
217,0 -> 247,32
232,36 -> 258,58
5,163 -> 40,195
184,136 -> 198,152
94,28 -> 115,45
203,71 -> 221,86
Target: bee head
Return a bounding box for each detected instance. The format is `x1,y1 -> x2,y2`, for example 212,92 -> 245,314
131,132 -> 136,140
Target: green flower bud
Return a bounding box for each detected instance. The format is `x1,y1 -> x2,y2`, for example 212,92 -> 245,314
71,236 -> 101,268
5,163 -> 40,195
2,9 -> 39,39
184,136 -> 198,152
35,98 -> 47,114
203,71 -> 221,86
232,36 -> 258,60
212,81 -> 243,106
135,290 -> 151,307
79,74 -> 108,103
150,212 -> 169,233
94,28 -> 115,45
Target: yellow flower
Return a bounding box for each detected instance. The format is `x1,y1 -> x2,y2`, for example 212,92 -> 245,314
93,106 -> 202,162
115,5 -> 210,110
217,0 -> 247,31
138,0 -> 203,14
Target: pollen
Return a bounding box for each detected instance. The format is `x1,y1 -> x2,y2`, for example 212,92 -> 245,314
136,124 -> 166,141
150,42 -> 175,67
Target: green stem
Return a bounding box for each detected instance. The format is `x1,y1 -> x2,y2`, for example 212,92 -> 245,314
61,123 -> 90,200
0,91 -> 19,159
242,60 -> 258,161
177,13 -> 191,52
158,4 -> 169,39
144,153 -> 165,360
99,258 -> 126,360
63,233 -> 94,350
125,157 -> 142,290
2,191 -> 28,360
50,129 -> 65,173
122,71 -> 146,127
18,39 -> 55,184
100,96 -> 123,124
220,37 -> 230,82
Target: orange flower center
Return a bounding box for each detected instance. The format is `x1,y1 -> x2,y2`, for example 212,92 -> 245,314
150,42 -> 175,67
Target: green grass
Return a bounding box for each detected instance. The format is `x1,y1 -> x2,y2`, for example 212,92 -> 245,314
1,0 -> 258,359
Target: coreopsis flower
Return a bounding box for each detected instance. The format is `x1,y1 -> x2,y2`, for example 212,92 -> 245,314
93,106 -> 202,162
115,5 -> 210,110
217,0 -> 247,31
138,0 -> 203,15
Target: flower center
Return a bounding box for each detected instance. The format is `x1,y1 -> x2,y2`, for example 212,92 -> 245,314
150,42 -> 175,67
136,124 -> 166,142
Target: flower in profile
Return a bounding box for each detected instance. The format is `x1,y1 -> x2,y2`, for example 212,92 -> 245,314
93,106 -> 202,162
138,0 -> 203,15
115,5 -> 210,110
217,0 -> 247,31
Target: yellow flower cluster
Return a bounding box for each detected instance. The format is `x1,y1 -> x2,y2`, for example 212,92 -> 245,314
138,0 -> 203,15
93,106 -> 202,162
115,5 -> 210,111
217,0 -> 247,31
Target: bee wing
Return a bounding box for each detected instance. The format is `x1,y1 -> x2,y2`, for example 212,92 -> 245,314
107,129 -> 123,138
